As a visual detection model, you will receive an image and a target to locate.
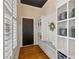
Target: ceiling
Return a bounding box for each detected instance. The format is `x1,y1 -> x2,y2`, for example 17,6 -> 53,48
21,0 -> 48,8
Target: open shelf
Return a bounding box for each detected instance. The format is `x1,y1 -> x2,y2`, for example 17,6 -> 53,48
57,35 -> 67,39
57,3 -> 67,21
57,37 -> 67,56
68,17 -> 75,21
68,19 -> 75,38
57,21 -> 67,36
58,19 -> 67,23
68,0 -> 75,18
69,37 -> 75,40
68,39 -> 75,59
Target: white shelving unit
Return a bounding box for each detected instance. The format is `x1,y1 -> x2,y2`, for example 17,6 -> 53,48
57,0 -> 75,59
4,0 -> 17,59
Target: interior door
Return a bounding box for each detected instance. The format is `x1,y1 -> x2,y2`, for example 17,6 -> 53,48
22,18 -> 33,46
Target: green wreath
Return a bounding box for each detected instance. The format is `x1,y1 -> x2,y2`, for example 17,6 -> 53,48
48,22 -> 55,31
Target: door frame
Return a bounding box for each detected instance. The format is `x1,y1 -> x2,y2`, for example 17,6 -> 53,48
21,17 -> 34,46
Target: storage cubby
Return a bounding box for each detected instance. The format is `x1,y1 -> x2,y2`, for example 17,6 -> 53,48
57,3 -> 67,21
57,37 -> 67,56
68,39 -> 75,59
68,19 -> 75,38
57,21 -> 67,36
68,0 -> 75,18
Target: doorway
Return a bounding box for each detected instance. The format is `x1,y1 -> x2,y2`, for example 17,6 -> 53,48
22,18 -> 34,46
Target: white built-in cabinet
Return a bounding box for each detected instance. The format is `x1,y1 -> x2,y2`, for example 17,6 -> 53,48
57,0 -> 75,59
4,0 -> 17,59
37,16 -> 49,41
37,15 -> 57,59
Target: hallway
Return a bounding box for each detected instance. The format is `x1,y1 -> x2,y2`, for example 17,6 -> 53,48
18,45 -> 49,59
3,0 -> 75,59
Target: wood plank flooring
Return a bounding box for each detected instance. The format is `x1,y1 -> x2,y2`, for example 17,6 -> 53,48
18,45 -> 49,59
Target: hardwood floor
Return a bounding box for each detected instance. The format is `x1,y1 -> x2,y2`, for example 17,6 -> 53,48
18,45 -> 49,59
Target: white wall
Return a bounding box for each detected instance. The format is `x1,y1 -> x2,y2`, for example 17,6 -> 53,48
42,0 -> 57,15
